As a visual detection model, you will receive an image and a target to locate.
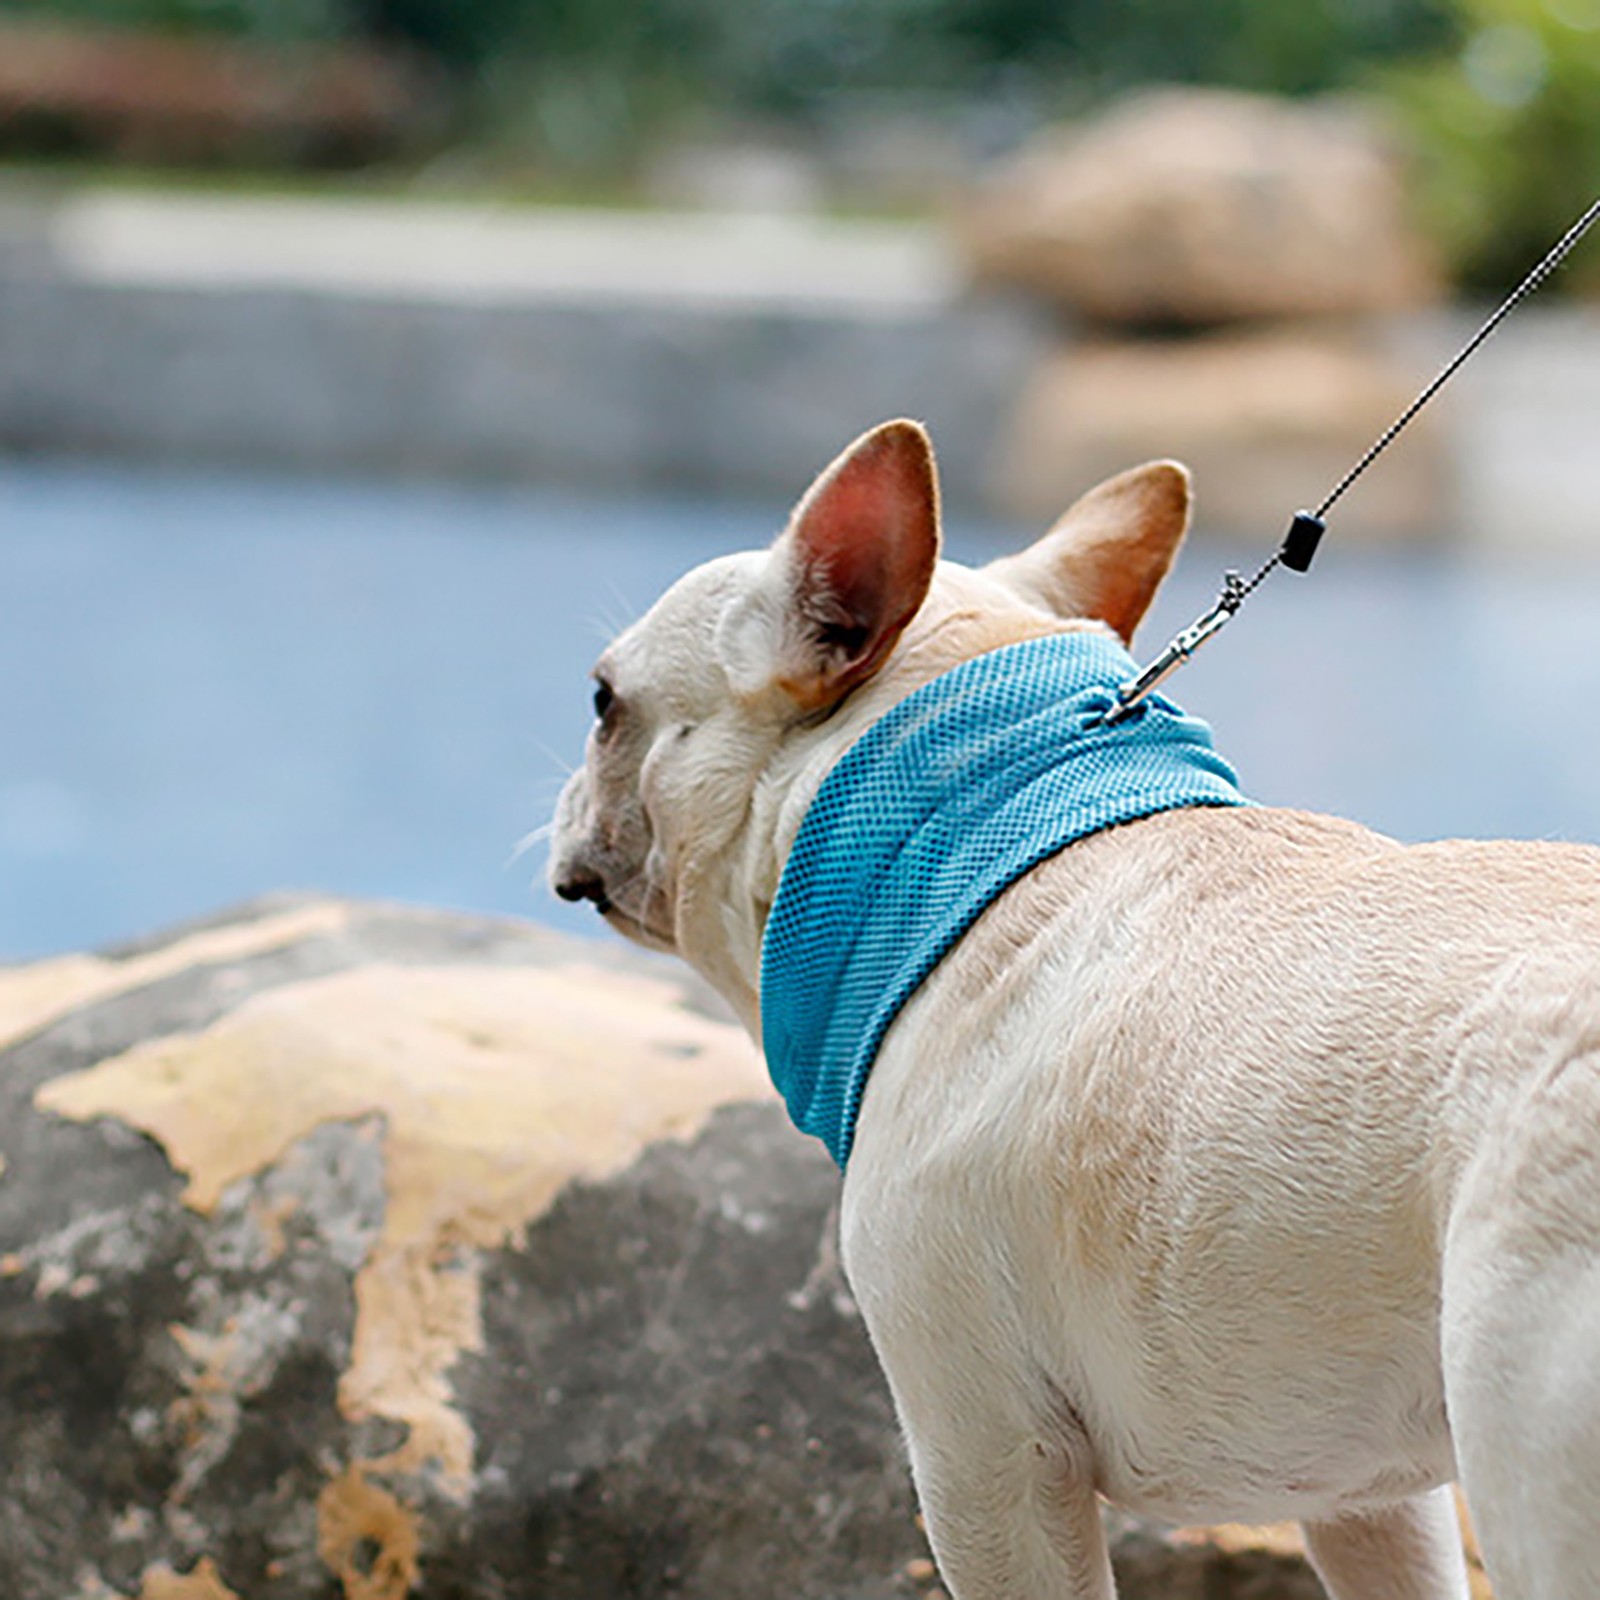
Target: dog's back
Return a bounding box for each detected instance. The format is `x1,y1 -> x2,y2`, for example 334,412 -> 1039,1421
844,803 -> 1600,1569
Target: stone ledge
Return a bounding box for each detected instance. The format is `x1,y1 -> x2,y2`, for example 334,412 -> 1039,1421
1,188 -> 1597,552
0,191 -> 1042,514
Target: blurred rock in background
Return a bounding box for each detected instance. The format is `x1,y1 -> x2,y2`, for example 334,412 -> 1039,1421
960,88 -> 1448,537
958,89 -> 1439,324
995,326 -> 1445,537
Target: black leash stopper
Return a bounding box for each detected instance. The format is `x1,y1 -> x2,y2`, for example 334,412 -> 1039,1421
1280,511 -> 1326,574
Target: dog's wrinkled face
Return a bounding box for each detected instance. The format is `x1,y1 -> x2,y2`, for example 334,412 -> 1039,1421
549,417 -> 1192,1022
549,549 -> 774,953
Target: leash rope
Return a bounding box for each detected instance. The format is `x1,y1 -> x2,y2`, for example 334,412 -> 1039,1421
1106,193 -> 1600,723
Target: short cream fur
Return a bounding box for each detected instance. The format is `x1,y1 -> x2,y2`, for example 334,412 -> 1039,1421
551,419 -> 1600,1600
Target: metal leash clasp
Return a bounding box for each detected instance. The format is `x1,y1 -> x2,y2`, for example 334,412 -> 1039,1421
1101,572 -> 1247,725
1100,510 -> 1325,724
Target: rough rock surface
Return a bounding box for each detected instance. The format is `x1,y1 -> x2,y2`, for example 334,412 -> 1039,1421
993,327 -> 1446,538
960,89 -> 1438,325
0,896 -> 1484,1597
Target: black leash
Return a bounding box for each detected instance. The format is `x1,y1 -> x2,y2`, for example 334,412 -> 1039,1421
1105,192 -> 1600,723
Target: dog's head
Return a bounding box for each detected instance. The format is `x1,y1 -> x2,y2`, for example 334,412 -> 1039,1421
549,418 -> 1191,1024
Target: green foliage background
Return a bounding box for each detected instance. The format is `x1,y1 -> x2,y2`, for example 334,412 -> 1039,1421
1,0 -> 1597,288
0,0 -> 1457,105
1380,0 -> 1600,288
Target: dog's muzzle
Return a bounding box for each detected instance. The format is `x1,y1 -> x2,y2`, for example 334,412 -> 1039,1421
553,864 -> 611,913
549,773 -> 614,913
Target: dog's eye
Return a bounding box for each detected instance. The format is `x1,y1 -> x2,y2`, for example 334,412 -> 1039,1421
592,679 -> 616,722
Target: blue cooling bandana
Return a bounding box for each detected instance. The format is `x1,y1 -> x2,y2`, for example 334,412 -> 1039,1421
760,629 -> 1249,1168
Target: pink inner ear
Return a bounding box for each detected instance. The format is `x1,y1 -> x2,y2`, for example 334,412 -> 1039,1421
785,420 -> 940,702
806,476 -> 903,611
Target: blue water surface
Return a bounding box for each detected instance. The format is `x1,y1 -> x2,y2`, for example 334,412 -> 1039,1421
3,457 -> 1600,961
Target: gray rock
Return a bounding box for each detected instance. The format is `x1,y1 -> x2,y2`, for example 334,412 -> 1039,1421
0,896 -> 1366,1597
0,897 -> 920,1599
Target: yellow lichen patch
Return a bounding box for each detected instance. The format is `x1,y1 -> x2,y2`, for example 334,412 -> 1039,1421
37,960 -> 768,1496
136,1557 -> 242,1600
317,1465 -> 422,1600
0,901 -> 351,1053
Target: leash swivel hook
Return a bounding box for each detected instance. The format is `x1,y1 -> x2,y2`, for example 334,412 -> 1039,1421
1103,510 -> 1326,725
1102,573 -> 1245,725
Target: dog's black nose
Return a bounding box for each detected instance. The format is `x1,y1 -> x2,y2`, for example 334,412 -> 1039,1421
555,868 -> 611,912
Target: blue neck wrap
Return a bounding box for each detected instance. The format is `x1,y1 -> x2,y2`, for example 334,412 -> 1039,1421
759,629 -> 1249,1168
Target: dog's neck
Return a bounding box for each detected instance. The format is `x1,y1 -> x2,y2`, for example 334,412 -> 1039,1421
757,628 -> 1249,1163
688,605 -> 1080,1033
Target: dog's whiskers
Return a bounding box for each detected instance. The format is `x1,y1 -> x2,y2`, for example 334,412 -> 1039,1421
532,740 -> 577,780
588,585 -> 638,646
507,821 -> 556,867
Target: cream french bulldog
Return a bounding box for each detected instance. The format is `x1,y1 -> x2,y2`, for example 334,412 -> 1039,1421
549,418 -> 1600,1600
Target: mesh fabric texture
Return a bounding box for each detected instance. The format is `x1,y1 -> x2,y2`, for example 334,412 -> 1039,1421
760,628 -> 1249,1168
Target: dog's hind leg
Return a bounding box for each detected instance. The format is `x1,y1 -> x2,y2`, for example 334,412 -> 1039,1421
1441,1052 -> 1600,1600
1301,1487 -> 1469,1600
1445,1248 -> 1600,1598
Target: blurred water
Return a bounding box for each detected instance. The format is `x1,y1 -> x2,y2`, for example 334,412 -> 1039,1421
4,458 -> 1600,963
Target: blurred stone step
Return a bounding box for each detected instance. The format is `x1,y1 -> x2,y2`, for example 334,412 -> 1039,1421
0,190 -> 1040,513
0,187 -> 1597,551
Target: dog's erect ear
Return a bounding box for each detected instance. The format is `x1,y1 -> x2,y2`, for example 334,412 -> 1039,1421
774,418 -> 940,710
987,461 -> 1191,644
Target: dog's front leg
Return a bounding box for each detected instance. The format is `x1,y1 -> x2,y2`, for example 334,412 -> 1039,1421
888,1380 -> 1115,1600
843,1160 -> 1115,1595
1301,1486 -> 1470,1600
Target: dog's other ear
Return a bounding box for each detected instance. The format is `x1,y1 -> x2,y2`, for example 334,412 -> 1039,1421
987,461 -> 1191,645
774,418 -> 940,710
